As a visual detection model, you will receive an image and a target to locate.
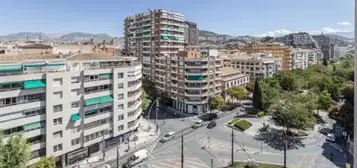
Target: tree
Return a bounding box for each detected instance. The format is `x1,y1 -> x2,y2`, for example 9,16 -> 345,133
317,90 -> 333,113
252,79 -> 263,110
226,87 -> 236,103
275,72 -> 302,91
231,86 -> 248,105
141,88 -> 151,112
0,133 -> 31,168
246,81 -> 254,92
260,78 -> 280,110
208,95 -> 225,113
29,157 -> 56,168
322,59 -> 328,66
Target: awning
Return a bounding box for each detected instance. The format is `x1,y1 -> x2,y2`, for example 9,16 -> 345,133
100,95 -> 113,103
47,63 -> 65,66
23,121 -> 44,131
0,81 -> 21,85
85,95 -> 113,106
162,36 -> 169,40
24,79 -> 46,89
84,109 -> 97,116
99,73 -> 112,79
0,65 -> 22,72
24,63 -> 46,67
71,114 -> 80,121
84,97 -> 100,106
187,75 -> 203,80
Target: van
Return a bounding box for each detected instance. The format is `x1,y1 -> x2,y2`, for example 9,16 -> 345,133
192,120 -> 203,129
122,149 -> 149,168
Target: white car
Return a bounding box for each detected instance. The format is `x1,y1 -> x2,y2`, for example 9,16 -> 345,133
160,132 -> 175,143
192,120 -> 203,129
326,133 -> 335,142
102,164 -> 111,168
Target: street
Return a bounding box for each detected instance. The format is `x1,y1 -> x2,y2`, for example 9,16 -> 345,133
98,105 -> 347,168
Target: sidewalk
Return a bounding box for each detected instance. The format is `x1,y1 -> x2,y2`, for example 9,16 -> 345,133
75,118 -> 161,168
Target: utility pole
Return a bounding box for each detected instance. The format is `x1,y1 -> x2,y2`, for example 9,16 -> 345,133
208,136 -> 210,149
116,146 -> 120,168
181,132 -> 184,168
231,127 -> 234,166
211,158 -> 213,168
283,131 -> 287,168
155,98 -> 160,125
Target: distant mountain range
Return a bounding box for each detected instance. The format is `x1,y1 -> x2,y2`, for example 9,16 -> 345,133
0,32 -> 114,42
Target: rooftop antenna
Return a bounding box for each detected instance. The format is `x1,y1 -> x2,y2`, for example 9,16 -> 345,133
26,35 -> 29,42
39,35 -> 42,44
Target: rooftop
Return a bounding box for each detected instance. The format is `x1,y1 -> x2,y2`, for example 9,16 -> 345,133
0,53 -> 136,63
221,67 -> 241,76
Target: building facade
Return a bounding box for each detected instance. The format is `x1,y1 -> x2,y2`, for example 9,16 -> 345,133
236,42 -> 292,71
223,53 -> 282,81
123,9 -> 185,68
312,34 -> 337,61
281,32 -> 319,48
184,21 -> 199,46
0,54 -> 142,167
291,49 -> 310,69
221,67 -> 250,90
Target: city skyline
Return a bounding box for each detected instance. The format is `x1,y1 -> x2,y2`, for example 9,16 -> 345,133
0,0 -> 354,37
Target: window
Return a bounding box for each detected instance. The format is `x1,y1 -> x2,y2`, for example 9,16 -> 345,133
71,138 -> 80,146
71,127 -> 80,133
53,78 -> 62,87
118,104 -> 124,109
53,104 -> 63,113
53,131 -> 63,138
128,121 -> 135,128
118,83 -> 124,89
53,118 -> 62,126
118,114 -> 124,121
71,89 -> 80,96
53,91 -> 63,99
118,125 -> 124,131
53,144 -> 63,152
71,101 -> 79,108
71,76 -> 80,83
118,73 -> 124,78
118,93 -> 124,100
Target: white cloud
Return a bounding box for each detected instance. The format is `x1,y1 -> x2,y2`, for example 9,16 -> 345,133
259,27 -> 352,37
337,22 -> 351,26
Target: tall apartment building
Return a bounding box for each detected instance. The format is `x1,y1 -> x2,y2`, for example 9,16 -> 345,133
222,53 -> 282,81
123,9 -> 185,81
291,49 -> 310,69
184,21 -> 199,46
173,47 -> 222,113
281,32 -> 319,48
236,42 -> 292,71
312,34 -> 337,61
0,54 -> 142,167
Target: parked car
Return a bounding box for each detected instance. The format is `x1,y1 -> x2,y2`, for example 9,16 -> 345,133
326,133 -> 336,142
160,132 -> 175,143
199,113 -> 218,121
207,121 -> 216,129
192,120 -> 204,129
102,164 -> 111,168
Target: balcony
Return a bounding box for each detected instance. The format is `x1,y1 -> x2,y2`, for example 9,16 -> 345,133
185,85 -> 207,90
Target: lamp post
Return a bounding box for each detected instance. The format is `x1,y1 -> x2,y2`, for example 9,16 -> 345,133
102,129 -> 110,161
147,98 -> 160,132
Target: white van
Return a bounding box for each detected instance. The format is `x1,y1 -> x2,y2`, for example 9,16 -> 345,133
123,149 -> 149,167
160,132 -> 175,143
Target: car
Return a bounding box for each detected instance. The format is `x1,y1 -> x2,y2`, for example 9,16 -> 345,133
102,164 -> 111,168
207,121 -> 216,129
199,113 -> 218,121
191,120 -> 204,129
326,133 -> 335,142
160,132 -> 175,143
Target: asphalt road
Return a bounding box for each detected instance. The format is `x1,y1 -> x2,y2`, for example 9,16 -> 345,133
98,105 -> 346,168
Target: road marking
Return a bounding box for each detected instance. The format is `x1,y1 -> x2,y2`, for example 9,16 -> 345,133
147,157 -> 208,168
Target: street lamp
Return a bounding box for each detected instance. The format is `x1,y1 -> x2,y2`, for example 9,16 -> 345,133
101,129 -> 110,161
147,97 -> 160,132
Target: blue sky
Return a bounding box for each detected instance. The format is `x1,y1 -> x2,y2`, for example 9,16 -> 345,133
0,0 -> 354,36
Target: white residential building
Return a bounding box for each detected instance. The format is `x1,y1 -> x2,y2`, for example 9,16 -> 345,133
0,54 -> 142,167
291,49 -> 309,69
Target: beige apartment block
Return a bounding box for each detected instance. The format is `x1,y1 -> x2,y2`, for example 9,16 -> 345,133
222,52 -> 282,81
221,67 -> 250,90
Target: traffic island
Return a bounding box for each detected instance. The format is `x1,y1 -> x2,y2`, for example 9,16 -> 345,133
229,161 -> 283,168
226,119 -> 252,132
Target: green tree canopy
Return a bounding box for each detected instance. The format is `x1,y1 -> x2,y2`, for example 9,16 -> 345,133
208,95 -> 225,112
0,133 -> 31,168
318,90 -> 333,111
141,88 -> 151,112
29,157 -> 56,168
252,79 -> 263,110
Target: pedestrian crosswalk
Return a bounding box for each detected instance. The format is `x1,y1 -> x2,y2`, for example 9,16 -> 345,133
153,145 -> 189,156
145,139 -> 160,153
147,157 -> 209,168
196,136 -> 236,151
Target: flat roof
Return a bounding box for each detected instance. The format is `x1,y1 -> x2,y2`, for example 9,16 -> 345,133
221,67 -> 241,76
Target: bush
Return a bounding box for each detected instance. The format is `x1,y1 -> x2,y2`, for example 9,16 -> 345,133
234,120 -> 252,131
256,111 -> 266,118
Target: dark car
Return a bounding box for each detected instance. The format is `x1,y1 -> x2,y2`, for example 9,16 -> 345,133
207,121 -> 216,129
200,113 -> 218,121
